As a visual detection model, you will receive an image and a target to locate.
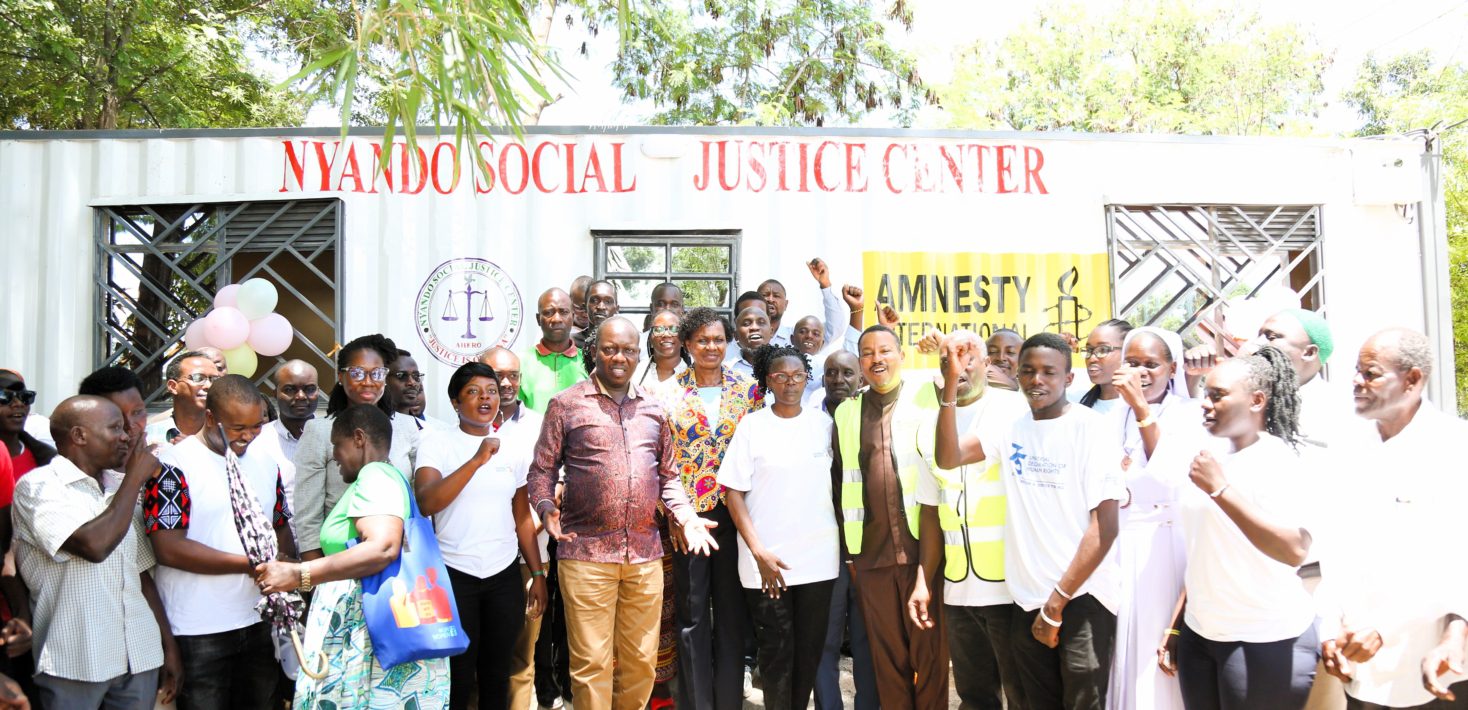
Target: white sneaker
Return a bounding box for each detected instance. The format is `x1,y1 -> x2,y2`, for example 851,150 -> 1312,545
540,698 -> 564,709
743,668 -> 753,698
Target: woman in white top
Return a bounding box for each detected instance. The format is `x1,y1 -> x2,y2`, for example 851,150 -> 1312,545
414,361 -> 547,710
1078,319 -> 1133,414
718,344 -> 838,710
637,309 -> 688,409
1158,346 -> 1316,710
1108,326 -> 1201,710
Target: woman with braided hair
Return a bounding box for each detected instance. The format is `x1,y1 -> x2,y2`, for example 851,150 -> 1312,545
717,344 -> 838,710
293,334 -> 420,560
1157,345 -> 1318,710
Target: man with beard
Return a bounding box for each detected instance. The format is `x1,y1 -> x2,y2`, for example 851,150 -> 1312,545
388,350 -> 446,431
572,281 -> 622,352
143,351 -> 221,450
569,275 -> 594,332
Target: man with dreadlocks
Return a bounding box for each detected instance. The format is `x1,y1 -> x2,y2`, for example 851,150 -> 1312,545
1315,329 -> 1468,709
1157,346 -> 1320,709
719,344 -> 838,710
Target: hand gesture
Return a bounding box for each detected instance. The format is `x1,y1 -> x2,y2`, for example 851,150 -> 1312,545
681,516 -> 721,556
1340,626 -> 1384,663
754,548 -> 791,598
1188,450 -> 1227,497
916,328 -> 945,355
526,574 -> 548,619
1184,342 -> 1219,378
1322,638 -> 1355,682
475,437 -> 501,464
939,333 -> 981,389
907,583 -> 934,629
1158,631 -> 1179,677
1061,332 -> 1080,352
1423,635 -> 1466,700
842,285 -> 864,312
543,508 -> 577,543
255,561 -> 300,595
0,619 -> 30,658
986,364 -> 1018,390
1031,609 -> 1061,648
124,431 -> 160,482
807,258 -> 832,289
1113,366 -> 1149,415
878,303 -> 900,329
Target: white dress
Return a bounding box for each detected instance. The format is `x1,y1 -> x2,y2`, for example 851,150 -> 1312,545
1106,392 -> 1204,710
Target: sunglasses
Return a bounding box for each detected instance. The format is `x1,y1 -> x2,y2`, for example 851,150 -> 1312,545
0,389 -> 36,406
280,384 -> 319,397
390,371 -> 424,383
340,366 -> 390,383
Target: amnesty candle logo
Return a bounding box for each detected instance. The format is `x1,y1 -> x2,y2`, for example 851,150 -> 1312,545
416,258 -> 524,366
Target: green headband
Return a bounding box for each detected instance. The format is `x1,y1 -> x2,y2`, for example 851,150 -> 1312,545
1280,308 -> 1333,364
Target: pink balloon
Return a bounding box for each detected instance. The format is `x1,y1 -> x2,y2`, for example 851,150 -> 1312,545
183,319 -> 209,349
214,284 -> 240,310
247,313 -> 294,357
204,307 -> 250,350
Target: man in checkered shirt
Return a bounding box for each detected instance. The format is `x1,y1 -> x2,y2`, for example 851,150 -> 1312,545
12,395 -> 181,709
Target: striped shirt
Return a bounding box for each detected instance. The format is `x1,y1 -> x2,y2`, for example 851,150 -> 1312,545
13,456 -> 163,682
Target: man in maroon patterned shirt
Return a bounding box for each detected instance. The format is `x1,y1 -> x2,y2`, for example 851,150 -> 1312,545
529,316 -> 718,710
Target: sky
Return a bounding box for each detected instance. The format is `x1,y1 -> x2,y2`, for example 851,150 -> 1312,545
303,0 -> 1468,133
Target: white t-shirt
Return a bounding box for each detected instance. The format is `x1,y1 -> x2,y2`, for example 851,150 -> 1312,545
495,407 -> 548,564
152,435 -> 283,636
716,408 -> 839,590
415,427 -> 529,578
914,387 -> 1028,607
1181,434 -> 1315,643
991,404 -> 1125,612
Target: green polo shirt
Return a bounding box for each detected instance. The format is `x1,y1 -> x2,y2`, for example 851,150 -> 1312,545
520,341 -> 588,412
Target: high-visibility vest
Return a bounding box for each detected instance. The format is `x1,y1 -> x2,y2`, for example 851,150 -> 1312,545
913,384 -> 1007,583
833,382 -> 924,556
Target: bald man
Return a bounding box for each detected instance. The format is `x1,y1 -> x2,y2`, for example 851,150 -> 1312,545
521,288 -> 589,413
477,346 -> 553,709
13,395 -> 181,708
251,360 -> 319,500
1317,329 -> 1468,710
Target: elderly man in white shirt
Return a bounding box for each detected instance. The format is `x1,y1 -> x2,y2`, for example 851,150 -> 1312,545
12,395 -> 181,710
1319,328 -> 1468,709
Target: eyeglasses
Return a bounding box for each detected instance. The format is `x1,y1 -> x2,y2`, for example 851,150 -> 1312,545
280,384 -> 319,398
390,371 -> 424,383
1083,345 -> 1119,360
340,366 -> 389,383
0,389 -> 36,406
181,373 -> 220,385
768,372 -> 809,385
651,325 -> 679,336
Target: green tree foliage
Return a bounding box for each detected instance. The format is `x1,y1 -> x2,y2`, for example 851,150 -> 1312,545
599,0 -> 930,126
934,0 -> 1328,135
1345,52 -> 1468,413
0,0 -> 304,129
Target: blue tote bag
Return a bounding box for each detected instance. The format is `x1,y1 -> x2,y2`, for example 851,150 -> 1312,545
351,468 -> 469,669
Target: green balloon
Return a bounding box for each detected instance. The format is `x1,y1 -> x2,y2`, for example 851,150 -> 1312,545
236,278 -> 279,320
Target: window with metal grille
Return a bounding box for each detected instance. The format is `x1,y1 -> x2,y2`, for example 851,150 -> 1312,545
1107,204 -> 1325,354
593,231 -> 742,322
95,199 -> 342,407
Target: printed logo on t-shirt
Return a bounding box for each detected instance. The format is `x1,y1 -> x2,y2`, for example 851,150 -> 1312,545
1007,445 -> 1066,490
1009,444 -> 1027,475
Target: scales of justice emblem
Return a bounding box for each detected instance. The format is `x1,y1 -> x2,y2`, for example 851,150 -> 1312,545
416,258 -> 523,366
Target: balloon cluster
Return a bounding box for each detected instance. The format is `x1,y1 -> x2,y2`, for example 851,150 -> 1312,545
182,278 -> 294,378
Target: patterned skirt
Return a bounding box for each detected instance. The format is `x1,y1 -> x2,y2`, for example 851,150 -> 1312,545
293,578 -> 452,709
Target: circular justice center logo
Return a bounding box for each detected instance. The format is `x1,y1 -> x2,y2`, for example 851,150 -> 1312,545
416,258 -> 524,366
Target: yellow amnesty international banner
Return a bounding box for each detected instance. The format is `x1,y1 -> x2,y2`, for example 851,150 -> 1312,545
863,251 -> 1112,368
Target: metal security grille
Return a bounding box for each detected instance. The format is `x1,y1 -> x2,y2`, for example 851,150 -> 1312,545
594,231 -> 742,321
1107,204 -> 1325,352
95,199 -> 342,406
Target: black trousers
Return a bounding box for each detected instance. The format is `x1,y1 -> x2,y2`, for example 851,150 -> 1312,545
673,505 -> 748,710
1010,595 -> 1116,710
174,621 -> 278,710
534,537 -> 572,704
1346,685 -> 1468,710
745,580 -> 835,710
949,602 -> 1028,710
1177,622 -> 1318,710
448,561 -> 526,710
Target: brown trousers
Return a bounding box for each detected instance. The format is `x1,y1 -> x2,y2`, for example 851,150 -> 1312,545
853,563 -> 950,710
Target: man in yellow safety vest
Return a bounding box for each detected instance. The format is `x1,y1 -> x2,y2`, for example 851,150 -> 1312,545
908,329 -> 1029,710
831,325 -> 949,710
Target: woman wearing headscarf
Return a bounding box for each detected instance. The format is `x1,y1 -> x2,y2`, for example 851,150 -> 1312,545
1107,326 -> 1204,710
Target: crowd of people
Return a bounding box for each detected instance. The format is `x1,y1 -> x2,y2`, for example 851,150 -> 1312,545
0,255 -> 1464,710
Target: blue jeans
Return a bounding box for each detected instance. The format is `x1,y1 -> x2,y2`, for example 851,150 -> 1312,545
35,669 -> 159,710
174,621 -> 278,710
813,564 -> 877,710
